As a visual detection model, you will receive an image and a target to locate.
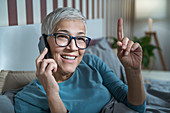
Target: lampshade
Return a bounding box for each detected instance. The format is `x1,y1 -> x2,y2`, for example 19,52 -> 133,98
135,0 -> 167,19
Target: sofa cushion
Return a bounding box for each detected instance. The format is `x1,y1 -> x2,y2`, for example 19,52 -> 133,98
0,70 -> 36,94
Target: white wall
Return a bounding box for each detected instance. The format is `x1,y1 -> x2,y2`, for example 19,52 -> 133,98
0,19 -> 103,71
86,19 -> 103,39
0,34 -> 2,70
0,24 -> 41,71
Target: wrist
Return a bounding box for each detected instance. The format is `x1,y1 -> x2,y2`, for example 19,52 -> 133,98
125,65 -> 141,74
125,67 -> 142,79
46,90 -> 60,98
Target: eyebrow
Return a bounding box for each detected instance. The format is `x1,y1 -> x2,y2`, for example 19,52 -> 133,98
57,30 -> 85,35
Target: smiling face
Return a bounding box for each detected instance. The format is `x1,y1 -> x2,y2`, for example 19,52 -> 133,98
48,19 -> 86,79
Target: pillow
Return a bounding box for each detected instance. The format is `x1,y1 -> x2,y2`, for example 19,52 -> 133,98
0,95 -> 15,113
0,70 -> 36,93
3,87 -> 23,105
100,97 -> 138,113
85,38 -> 127,83
0,71 -> 8,93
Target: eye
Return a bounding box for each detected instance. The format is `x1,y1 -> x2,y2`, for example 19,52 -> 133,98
57,34 -> 69,39
77,37 -> 86,42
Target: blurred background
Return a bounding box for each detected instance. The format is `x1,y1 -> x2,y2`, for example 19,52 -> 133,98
107,0 -> 170,71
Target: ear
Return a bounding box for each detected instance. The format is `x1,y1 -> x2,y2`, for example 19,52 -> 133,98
39,36 -> 42,40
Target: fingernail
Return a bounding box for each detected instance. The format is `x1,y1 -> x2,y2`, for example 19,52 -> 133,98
125,51 -> 129,55
122,45 -> 126,49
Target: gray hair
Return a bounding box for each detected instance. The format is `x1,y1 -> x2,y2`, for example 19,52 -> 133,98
41,7 -> 86,35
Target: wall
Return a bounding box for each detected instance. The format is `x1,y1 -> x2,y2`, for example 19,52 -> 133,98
0,24 -> 41,71
107,0 -> 135,38
0,0 -> 105,26
0,34 -> 2,70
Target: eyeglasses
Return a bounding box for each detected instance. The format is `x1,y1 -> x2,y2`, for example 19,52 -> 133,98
47,33 -> 91,49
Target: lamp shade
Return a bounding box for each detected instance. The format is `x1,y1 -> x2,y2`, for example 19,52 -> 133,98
135,0 -> 167,19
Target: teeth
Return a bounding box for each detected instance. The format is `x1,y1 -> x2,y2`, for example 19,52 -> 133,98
62,55 -> 76,60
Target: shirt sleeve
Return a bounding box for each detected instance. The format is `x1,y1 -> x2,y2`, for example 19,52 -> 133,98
88,55 -> 146,113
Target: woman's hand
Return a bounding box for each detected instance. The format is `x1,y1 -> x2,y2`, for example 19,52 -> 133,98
36,48 -> 67,113
117,18 -> 146,106
36,48 -> 59,94
117,18 -> 142,70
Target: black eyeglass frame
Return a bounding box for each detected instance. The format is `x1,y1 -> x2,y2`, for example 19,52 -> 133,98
47,33 -> 91,49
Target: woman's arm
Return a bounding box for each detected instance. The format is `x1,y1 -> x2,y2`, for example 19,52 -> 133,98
116,18 -> 146,105
125,68 -> 146,105
36,48 -> 67,113
47,91 -> 67,113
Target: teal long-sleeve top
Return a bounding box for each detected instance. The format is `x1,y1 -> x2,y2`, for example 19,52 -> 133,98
14,54 -> 146,113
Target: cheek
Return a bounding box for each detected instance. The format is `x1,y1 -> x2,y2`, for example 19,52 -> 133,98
78,50 -> 85,61
48,39 -> 62,56
51,48 -> 63,59
48,38 -> 56,51
79,49 -> 85,56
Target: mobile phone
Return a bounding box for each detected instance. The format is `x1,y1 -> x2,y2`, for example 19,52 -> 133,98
38,34 -> 52,58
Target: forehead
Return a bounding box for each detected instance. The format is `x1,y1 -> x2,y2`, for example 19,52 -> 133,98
53,19 -> 86,33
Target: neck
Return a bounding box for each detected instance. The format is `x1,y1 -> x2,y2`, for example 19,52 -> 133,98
53,71 -> 72,83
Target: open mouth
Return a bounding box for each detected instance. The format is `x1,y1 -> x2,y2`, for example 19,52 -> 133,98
61,55 -> 76,60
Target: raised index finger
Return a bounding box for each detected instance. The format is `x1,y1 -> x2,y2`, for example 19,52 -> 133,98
117,18 -> 124,41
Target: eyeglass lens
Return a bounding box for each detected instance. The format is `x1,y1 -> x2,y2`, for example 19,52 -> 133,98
55,34 -> 89,49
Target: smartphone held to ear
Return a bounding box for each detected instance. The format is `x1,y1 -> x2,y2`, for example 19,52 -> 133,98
38,34 -> 52,58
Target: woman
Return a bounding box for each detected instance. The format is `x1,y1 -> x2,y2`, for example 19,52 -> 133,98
14,7 -> 146,113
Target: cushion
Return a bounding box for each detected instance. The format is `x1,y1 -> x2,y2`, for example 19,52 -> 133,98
0,70 -> 36,94
0,71 -> 8,93
3,87 -> 23,105
0,95 -> 15,113
85,38 -> 127,83
100,97 -> 138,113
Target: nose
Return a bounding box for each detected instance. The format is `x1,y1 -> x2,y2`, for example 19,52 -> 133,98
66,39 -> 78,50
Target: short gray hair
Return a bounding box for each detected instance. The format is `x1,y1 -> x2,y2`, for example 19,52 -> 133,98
41,7 -> 86,35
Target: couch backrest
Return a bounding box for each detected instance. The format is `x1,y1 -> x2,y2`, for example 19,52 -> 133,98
0,70 -> 36,94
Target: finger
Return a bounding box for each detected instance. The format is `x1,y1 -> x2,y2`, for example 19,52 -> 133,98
39,59 -> 57,74
39,60 -> 48,74
117,41 -> 122,55
36,48 -> 48,70
125,40 -> 134,55
46,63 -> 57,73
117,41 -> 124,57
131,42 -> 140,51
121,37 -> 129,50
117,18 -> 124,41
